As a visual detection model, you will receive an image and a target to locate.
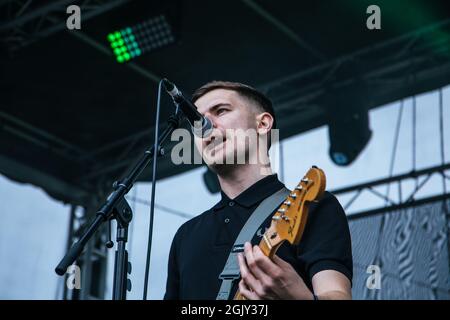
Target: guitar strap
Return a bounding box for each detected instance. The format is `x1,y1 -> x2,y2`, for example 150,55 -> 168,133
216,187 -> 290,300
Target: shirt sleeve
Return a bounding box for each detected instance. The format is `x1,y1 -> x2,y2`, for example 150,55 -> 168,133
296,191 -> 353,284
163,227 -> 182,300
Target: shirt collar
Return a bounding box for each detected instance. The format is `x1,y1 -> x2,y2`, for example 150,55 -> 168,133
212,174 -> 284,211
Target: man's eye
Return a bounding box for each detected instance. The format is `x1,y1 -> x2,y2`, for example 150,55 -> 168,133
217,108 -> 227,115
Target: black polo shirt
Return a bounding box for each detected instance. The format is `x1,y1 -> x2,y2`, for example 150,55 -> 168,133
164,174 -> 352,300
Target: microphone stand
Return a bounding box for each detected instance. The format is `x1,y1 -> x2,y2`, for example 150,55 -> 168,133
55,109 -> 182,300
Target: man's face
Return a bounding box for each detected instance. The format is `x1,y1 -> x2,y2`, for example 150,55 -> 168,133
193,89 -> 258,169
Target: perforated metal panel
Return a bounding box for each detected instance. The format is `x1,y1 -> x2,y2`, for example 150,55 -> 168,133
349,200 -> 450,299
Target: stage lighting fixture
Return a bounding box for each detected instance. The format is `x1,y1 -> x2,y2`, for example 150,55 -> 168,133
107,15 -> 176,63
328,110 -> 372,166
325,83 -> 372,166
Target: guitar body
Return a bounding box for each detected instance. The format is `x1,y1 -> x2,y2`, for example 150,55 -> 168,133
234,166 -> 326,300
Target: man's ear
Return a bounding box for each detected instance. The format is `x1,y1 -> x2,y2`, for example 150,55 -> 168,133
256,112 -> 274,135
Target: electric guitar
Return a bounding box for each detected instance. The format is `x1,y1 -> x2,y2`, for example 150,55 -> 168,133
234,166 -> 326,300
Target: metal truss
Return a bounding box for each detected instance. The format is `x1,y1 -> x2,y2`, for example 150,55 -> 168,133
3,2 -> 448,191
0,0 -> 129,53
259,18 -> 450,120
0,110 -> 89,161
0,110 -> 96,205
67,19 -> 450,187
332,84 -> 449,223
62,203 -> 109,300
332,163 -> 450,220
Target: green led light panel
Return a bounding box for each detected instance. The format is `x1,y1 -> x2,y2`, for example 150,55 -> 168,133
107,15 -> 175,63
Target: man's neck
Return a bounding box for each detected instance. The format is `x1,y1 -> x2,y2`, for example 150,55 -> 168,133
216,163 -> 273,199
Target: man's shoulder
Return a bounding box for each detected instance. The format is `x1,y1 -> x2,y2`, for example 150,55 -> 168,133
315,191 -> 342,208
307,190 -> 346,220
179,208 -> 213,230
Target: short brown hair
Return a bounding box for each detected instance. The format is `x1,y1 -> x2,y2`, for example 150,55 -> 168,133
191,81 -> 277,130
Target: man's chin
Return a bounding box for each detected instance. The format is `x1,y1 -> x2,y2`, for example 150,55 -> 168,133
203,155 -> 227,167
203,155 -> 249,173
203,147 -> 251,168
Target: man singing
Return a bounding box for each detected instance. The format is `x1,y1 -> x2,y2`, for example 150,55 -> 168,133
164,81 -> 352,300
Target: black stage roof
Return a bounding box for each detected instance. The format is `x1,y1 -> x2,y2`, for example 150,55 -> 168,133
1,0 -> 449,206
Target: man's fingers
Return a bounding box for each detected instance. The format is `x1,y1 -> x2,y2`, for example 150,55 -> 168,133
272,253 -> 291,268
243,243 -> 282,298
238,252 -> 256,283
244,242 -> 268,280
238,253 -> 265,296
252,246 -> 283,279
238,280 -> 260,300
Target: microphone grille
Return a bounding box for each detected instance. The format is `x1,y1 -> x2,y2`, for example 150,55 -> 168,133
162,78 -> 173,91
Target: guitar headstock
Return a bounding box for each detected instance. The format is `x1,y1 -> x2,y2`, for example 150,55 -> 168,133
264,166 -> 326,251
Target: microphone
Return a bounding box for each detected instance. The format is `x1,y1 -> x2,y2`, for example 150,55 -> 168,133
162,78 -> 213,137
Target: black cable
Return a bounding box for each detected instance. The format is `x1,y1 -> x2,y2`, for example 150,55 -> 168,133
385,100 -> 404,204
438,88 -> 450,270
125,195 -> 194,219
439,89 -> 447,194
142,80 -> 163,300
128,187 -> 137,261
373,100 -> 404,290
412,96 -> 417,191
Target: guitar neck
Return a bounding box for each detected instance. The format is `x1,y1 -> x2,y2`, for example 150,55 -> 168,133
233,232 -> 284,300
257,229 -> 284,259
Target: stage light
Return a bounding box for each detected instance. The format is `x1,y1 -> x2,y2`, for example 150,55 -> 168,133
106,14 -> 176,63
325,83 -> 372,166
328,109 -> 372,166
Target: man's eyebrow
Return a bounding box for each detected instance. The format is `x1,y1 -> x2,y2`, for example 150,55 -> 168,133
201,103 -> 232,114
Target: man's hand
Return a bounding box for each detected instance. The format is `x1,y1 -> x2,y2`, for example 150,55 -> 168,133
237,242 -> 352,300
237,242 -> 314,300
